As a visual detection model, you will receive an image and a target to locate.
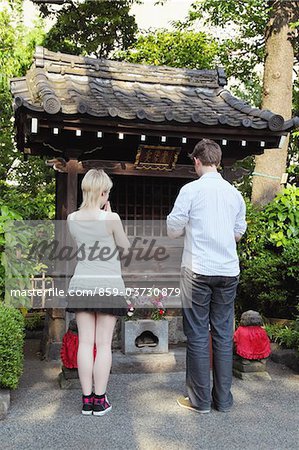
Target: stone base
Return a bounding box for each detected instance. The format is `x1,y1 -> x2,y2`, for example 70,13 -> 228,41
233,356 -> 271,380
121,319 -> 168,354
233,369 -> 272,381
112,348 -> 186,373
233,358 -> 268,373
58,347 -> 187,388
58,372 -> 81,389
62,366 -> 79,379
0,389 -> 10,420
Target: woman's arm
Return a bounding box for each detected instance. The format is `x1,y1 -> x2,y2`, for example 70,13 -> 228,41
109,212 -> 131,256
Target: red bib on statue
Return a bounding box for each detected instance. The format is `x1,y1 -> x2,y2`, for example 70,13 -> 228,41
234,326 -> 271,360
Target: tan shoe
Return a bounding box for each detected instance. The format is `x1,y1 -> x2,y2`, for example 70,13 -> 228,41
176,396 -> 210,414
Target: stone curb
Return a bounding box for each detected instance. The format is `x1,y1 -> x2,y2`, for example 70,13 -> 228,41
270,343 -> 299,373
0,389 -> 10,420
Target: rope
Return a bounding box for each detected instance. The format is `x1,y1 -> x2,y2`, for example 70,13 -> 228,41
252,172 -> 281,181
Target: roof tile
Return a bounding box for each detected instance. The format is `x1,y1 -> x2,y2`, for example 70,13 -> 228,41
10,47 -> 298,132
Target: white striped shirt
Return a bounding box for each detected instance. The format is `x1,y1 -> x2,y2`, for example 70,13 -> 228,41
166,172 -> 247,276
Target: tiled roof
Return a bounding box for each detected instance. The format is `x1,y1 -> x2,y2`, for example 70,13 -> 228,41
10,47 -> 299,132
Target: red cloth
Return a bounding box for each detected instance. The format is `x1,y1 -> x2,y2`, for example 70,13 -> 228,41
234,326 -> 271,360
60,330 -> 97,368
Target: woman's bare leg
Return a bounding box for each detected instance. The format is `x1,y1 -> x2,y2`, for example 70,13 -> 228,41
76,311 -> 96,395
93,313 -> 117,395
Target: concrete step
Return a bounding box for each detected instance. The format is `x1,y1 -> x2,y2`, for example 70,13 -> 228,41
58,348 -> 187,389
111,348 -> 186,374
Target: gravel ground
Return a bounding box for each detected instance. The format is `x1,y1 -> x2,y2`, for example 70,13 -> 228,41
1,340 -> 298,450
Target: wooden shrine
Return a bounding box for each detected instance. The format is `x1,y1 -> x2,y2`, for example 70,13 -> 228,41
10,47 -> 299,358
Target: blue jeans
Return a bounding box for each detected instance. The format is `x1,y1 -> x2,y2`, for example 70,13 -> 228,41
180,267 -> 239,411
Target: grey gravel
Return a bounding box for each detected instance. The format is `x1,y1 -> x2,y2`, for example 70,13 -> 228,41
1,340 -> 298,450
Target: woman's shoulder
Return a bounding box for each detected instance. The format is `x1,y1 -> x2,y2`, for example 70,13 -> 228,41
67,211 -> 77,221
105,211 -> 121,221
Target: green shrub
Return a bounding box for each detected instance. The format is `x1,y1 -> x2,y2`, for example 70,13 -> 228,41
0,205 -> 23,301
25,312 -> 44,330
0,304 -> 25,389
237,186 -> 299,319
264,185 -> 299,247
264,322 -> 299,353
264,323 -> 284,341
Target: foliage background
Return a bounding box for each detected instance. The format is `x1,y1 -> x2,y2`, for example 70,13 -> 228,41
0,1 -> 55,221
236,186 -> 299,319
0,0 -> 298,332
40,0 -> 138,58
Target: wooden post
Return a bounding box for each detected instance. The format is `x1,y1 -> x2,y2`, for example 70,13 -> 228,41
43,160 -> 78,360
65,159 -> 78,328
66,159 -> 78,215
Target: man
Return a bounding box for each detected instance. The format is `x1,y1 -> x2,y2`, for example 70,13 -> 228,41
167,139 -> 247,414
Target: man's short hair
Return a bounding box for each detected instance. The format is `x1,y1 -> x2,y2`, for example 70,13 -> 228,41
189,139 -> 222,167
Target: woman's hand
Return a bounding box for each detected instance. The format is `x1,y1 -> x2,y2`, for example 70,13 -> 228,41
103,201 -> 112,212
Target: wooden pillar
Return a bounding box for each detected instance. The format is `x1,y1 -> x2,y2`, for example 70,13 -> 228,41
43,160 -> 78,360
65,159 -> 79,330
66,159 -> 78,215
55,171 -> 68,220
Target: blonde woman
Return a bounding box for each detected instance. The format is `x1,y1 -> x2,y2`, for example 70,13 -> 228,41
66,169 -> 130,416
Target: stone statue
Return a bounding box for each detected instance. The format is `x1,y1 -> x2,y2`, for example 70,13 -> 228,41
233,310 -> 271,380
60,319 -> 96,369
234,310 -> 271,360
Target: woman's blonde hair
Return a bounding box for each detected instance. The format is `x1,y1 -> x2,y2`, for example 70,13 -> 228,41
79,169 -> 113,209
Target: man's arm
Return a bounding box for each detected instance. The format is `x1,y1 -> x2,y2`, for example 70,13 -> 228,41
234,195 -> 247,242
166,186 -> 191,239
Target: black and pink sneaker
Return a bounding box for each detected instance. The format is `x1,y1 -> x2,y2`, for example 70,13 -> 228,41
93,394 -> 112,416
82,393 -> 94,415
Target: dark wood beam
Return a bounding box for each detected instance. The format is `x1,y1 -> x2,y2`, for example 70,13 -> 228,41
47,158 -> 198,179
23,111 -> 285,141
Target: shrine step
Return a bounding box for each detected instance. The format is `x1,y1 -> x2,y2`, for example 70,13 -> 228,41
111,348 -> 186,374
58,347 -> 187,388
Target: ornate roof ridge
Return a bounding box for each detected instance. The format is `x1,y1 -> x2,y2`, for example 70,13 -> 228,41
33,46 -> 227,88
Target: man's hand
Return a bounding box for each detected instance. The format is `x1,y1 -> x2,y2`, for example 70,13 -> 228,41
235,233 -> 242,243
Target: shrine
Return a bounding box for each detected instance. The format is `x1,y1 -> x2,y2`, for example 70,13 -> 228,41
10,46 -> 299,359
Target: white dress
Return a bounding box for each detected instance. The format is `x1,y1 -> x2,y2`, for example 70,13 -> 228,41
66,210 -> 128,315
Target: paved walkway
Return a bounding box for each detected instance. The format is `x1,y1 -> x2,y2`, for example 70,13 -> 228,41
1,340 -> 299,450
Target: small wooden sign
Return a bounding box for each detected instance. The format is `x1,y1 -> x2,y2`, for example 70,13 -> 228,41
134,145 -> 181,171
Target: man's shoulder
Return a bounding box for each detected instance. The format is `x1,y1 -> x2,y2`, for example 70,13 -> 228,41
230,184 -> 245,202
180,179 -> 200,193
221,179 -> 244,199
